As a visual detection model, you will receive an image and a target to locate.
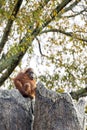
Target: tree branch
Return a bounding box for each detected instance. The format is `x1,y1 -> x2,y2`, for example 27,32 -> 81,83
0,0 -> 50,70
0,0 -> 51,71
66,8 -> 87,18
0,52 -> 23,86
57,0 -> 81,18
0,0 -> 72,86
0,0 -> 23,53
36,37 -> 48,58
64,0 -> 81,13
0,33 -> 33,73
42,0 -> 72,28
32,0 -> 73,37
41,29 -> 87,42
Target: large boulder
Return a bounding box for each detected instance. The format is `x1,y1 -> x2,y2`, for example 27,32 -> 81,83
0,82 -> 85,130
0,88 -> 34,130
33,82 -> 84,130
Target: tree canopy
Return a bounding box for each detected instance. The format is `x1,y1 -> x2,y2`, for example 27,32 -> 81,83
0,0 -> 87,99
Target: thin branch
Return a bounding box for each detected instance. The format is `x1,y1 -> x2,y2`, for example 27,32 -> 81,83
57,0 -> 81,18
64,0 -> 81,12
41,29 -> 87,42
0,0 -> 23,53
36,37 -> 48,58
66,8 -> 87,18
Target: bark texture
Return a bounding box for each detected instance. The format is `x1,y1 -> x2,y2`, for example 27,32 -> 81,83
0,88 -> 34,130
33,82 -> 84,130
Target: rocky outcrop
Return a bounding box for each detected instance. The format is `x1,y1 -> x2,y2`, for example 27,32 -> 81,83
33,82 -> 84,130
0,82 -> 85,130
0,88 -> 34,130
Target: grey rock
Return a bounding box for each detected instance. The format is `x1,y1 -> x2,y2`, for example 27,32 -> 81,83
0,83 -> 85,130
33,82 -> 83,130
75,98 -> 86,130
0,88 -> 34,130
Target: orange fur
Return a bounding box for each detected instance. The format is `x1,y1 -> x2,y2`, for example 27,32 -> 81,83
13,68 -> 36,99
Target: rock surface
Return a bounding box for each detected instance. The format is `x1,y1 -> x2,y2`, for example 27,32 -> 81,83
33,82 -> 83,130
0,83 -> 85,130
0,88 -> 33,130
